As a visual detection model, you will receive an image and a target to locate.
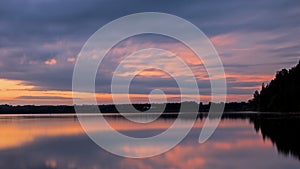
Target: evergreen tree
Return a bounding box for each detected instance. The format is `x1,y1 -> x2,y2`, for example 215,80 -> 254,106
250,61 -> 300,112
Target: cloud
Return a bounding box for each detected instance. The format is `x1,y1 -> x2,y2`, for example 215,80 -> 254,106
0,0 -> 300,104
16,96 -> 72,100
67,57 -> 76,63
44,58 -> 57,65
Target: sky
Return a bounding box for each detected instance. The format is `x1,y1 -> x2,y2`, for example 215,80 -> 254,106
0,0 -> 300,105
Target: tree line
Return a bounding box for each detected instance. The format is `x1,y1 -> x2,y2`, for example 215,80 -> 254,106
249,61 -> 300,112
0,102 -> 251,114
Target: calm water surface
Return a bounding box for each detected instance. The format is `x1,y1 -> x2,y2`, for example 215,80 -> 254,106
0,113 -> 299,169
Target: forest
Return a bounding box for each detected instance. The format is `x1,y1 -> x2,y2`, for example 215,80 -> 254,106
249,61 -> 300,112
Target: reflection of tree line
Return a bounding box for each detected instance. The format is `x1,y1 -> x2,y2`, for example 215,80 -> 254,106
245,61 -> 300,160
222,113 -> 300,161
251,115 -> 300,160
108,113 -> 300,161
1,104 -> 299,161
106,112 -> 300,161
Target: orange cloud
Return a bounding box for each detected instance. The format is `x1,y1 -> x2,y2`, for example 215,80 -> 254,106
0,79 -> 35,101
225,94 -> 254,102
226,73 -> 273,83
0,78 -> 252,104
0,78 -> 75,105
136,69 -> 172,78
44,58 -> 57,65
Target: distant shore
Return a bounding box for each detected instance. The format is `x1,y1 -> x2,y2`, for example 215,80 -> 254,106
0,102 -> 252,114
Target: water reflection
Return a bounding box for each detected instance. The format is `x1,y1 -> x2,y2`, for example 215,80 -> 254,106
0,117 -> 83,149
251,115 -> 300,160
0,114 -> 299,169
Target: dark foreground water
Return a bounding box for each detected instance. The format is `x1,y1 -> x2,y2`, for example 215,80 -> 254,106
0,113 -> 299,169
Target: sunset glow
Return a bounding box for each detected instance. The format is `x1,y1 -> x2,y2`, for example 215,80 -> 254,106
0,1 -> 300,169
0,1 -> 299,106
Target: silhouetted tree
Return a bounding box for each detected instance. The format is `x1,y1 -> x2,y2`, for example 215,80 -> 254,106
250,61 -> 300,112
249,90 -> 260,111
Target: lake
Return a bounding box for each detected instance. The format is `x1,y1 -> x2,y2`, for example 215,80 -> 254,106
0,113 -> 299,169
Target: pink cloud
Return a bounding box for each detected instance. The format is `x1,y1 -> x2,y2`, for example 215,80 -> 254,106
210,33 -> 237,47
67,57 -> 76,63
44,58 -> 57,65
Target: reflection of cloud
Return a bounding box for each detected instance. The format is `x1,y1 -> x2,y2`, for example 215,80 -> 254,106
0,118 -> 298,169
0,117 -> 249,150
0,118 -> 84,149
119,120 -> 274,169
0,116 -> 191,150
119,121 -> 276,169
121,146 -> 205,169
210,138 -> 272,150
45,160 -> 57,169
